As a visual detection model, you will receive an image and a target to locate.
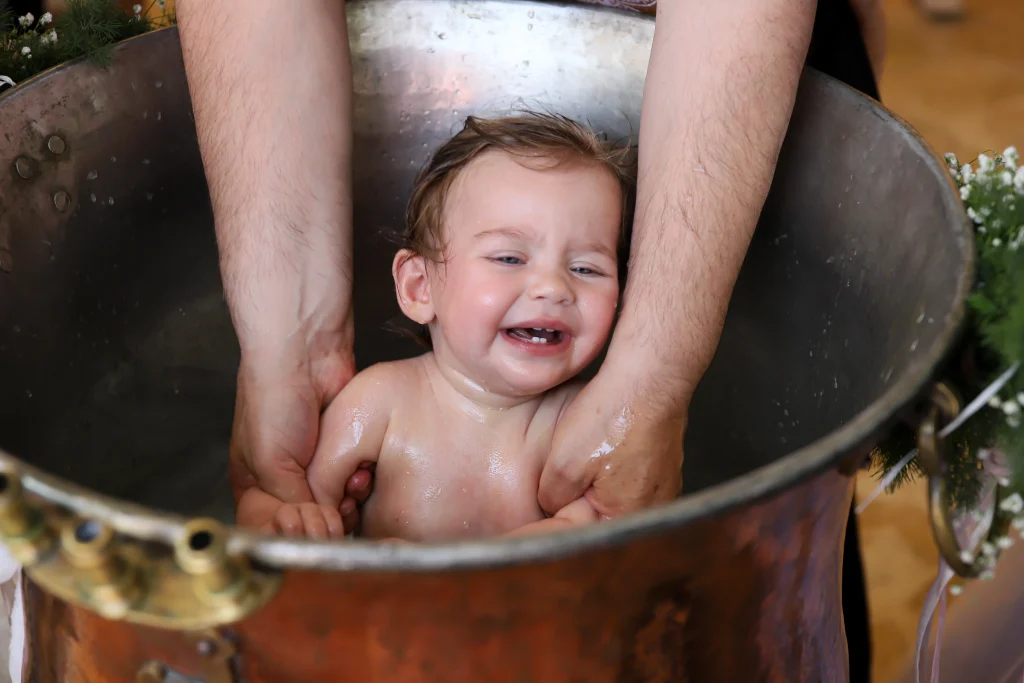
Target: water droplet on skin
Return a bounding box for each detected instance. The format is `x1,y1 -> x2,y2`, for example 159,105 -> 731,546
107,197 -> 114,205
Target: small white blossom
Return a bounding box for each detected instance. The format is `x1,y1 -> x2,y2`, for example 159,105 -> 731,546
39,12 -> 52,25
993,238 -> 1003,247
980,154 -> 996,173
959,549 -> 974,564
949,584 -> 963,596
20,47 -> 31,56
1005,146 -> 1019,169
997,535 -> 1015,549
945,152 -> 959,168
1015,167 -> 1024,192
17,13 -> 34,27
1000,477 -> 1012,487
0,76 -> 14,89
40,29 -> 57,45
1009,416 -> 1021,429
962,163 -> 975,182
967,207 -> 981,223
1000,492 -> 1024,514
982,541 -> 997,557
990,396 -> 1003,409
1017,392 -> 1024,404
1003,400 -> 1020,415
1013,516 -> 1024,531
961,185 -> 971,201
981,569 -> 996,581
133,4 -> 142,14
1002,171 -> 1014,186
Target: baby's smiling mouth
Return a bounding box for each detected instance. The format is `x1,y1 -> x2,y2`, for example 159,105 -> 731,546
503,327 -> 565,344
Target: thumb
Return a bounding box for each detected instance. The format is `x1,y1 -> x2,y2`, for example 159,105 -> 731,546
253,455 -> 317,504
538,436 -> 593,515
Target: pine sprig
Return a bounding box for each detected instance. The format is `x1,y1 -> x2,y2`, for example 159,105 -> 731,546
1,0 -> 173,90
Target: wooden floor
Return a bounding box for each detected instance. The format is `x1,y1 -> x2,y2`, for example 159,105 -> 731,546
856,2 -> 1024,682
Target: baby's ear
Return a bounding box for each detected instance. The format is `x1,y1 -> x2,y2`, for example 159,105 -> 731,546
392,249 -> 435,325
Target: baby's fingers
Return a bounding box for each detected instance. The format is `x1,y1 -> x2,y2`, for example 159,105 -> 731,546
272,506 -> 305,536
299,504 -> 330,539
322,506 -> 346,539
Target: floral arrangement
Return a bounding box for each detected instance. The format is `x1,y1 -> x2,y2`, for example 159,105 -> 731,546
867,146 -> 1024,584
1,0 -> 173,90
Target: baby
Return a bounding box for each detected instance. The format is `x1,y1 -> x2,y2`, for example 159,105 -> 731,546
237,112 -> 635,541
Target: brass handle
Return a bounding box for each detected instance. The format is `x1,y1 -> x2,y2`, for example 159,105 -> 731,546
917,383 -> 986,578
0,467 -> 281,630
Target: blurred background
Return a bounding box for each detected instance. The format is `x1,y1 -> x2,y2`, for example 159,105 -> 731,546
6,0 -> 1022,680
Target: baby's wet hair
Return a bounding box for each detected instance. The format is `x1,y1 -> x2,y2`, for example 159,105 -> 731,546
392,110 -> 637,347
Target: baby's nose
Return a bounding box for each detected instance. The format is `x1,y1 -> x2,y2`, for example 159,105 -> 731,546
528,270 -> 575,305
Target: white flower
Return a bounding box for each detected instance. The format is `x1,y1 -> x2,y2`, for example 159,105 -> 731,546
962,163 -> 975,182
980,154 -> 996,173
1015,167 -> 1024,192
1000,492 -> 1024,514
961,185 -> 971,200
990,396 -> 1003,409
997,535 -> 1015,549
981,569 -> 996,581
133,4 -> 142,14
39,12 -> 52,25
20,47 -> 31,56
1004,146 -> 1019,169
1002,171 -> 1014,186
40,29 -> 57,45
945,152 -> 959,168
959,549 -> 974,564
17,13 -> 34,27
949,584 -> 963,596
1013,516 -> 1024,531
1010,416 -> 1021,429
0,76 -> 14,89
993,238 -> 1003,247
967,207 -> 981,223
982,541 -> 997,557
1017,392 -> 1024,404
1003,400 -> 1020,415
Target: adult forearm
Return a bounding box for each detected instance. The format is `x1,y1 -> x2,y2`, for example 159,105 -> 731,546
609,0 -> 816,406
177,0 -> 354,354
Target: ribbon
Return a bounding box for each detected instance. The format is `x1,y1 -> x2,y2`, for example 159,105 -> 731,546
856,361 -> 1020,683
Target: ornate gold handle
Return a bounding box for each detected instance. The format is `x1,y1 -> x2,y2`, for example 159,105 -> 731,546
0,467 -> 281,630
916,382 -> 986,578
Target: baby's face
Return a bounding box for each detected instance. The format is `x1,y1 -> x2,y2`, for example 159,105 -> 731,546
420,150 -> 622,397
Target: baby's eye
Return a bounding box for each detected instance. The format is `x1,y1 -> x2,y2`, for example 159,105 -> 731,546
571,266 -> 602,276
491,255 -> 523,265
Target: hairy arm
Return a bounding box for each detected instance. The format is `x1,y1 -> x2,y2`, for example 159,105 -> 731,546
541,0 -> 817,514
177,1 -> 362,515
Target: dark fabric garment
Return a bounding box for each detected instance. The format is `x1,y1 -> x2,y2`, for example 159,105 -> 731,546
806,3 -> 879,683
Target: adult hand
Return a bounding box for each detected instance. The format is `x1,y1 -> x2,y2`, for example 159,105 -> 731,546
228,331 -> 375,533
540,366 -> 686,518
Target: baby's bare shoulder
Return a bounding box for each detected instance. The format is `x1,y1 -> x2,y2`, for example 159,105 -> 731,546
343,356 -> 429,405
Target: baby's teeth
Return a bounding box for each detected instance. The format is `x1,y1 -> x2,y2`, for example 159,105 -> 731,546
531,336 -> 546,344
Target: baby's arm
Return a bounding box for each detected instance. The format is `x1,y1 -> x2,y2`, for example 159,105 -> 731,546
304,363 -> 394,529
236,364 -> 394,539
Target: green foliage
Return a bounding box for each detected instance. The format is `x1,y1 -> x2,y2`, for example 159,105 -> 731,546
869,147 -> 1024,508
0,0 -> 174,88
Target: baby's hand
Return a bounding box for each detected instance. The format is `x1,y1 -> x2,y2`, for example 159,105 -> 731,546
267,502 -> 346,540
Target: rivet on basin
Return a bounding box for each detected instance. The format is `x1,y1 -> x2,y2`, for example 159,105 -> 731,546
46,135 -> 66,156
13,157 -> 33,179
53,190 -> 71,213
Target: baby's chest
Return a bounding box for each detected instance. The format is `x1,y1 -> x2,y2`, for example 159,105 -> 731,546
364,436 -> 549,539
